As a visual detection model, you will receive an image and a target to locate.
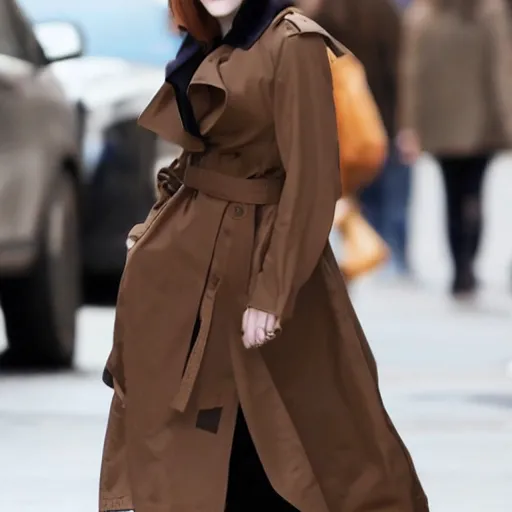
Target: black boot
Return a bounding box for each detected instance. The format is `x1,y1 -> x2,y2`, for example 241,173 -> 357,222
451,267 -> 477,298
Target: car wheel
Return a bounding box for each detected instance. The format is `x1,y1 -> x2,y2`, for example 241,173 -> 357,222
0,172 -> 81,369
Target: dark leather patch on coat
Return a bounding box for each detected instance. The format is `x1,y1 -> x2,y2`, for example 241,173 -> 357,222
196,407 -> 223,434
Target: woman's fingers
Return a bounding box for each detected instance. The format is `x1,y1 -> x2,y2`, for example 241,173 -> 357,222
241,309 -> 250,348
256,327 -> 267,345
265,314 -> 276,335
242,308 -> 249,333
253,310 -> 267,346
243,308 -> 257,349
242,309 -> 250,349
242,309 -> 280,349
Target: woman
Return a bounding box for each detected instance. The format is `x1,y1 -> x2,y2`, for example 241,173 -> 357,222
99,1 -> 428,511
398,0 -> 512,296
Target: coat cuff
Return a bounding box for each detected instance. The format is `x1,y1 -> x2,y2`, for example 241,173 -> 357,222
248,275 -> 293,323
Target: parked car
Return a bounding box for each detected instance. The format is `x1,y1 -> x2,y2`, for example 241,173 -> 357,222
48,56 -> 169,277
19,0 -> 182,279
0,0 -> 82,368
0,0 -> 182,369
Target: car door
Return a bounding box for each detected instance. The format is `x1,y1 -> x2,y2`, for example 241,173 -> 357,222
0,0 -> 76,272
0,0 -> 82,369
0,0 -> 34,182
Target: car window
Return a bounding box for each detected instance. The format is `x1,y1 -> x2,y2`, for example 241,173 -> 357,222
0,0 -> 24,58
18,0 -> 182,67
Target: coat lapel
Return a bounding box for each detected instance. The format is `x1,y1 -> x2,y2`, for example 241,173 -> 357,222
138,0 -> 294,149
137,46 -> 230,149
138,33 -> 209,151
138,82 -> 206,152
188,45 -> 231,137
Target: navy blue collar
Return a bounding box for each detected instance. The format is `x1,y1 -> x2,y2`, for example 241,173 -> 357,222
165,0 -> 293,87
223,0 -> 293,50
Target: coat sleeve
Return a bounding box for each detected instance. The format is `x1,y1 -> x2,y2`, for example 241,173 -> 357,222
247,31 -> 341,322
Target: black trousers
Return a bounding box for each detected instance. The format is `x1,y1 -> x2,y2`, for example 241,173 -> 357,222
225,408 -> 298,511
437,154 -> 490,284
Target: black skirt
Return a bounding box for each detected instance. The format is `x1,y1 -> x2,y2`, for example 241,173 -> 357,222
225,408 -> 298,511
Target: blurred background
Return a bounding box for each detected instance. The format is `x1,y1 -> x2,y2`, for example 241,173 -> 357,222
0,0 -> 511,511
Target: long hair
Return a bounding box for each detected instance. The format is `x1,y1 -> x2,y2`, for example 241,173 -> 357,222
169,0 -> 221,42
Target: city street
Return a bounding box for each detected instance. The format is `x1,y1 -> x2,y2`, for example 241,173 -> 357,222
1,155 -> 511,512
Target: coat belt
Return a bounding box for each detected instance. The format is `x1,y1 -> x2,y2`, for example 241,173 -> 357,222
183,165 -> 283,205
171,166 -> 283,413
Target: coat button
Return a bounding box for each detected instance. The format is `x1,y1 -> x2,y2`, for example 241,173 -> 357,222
232,204 -> 245,219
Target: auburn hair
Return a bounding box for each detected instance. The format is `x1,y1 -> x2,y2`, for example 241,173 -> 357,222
169,0 -> 221,42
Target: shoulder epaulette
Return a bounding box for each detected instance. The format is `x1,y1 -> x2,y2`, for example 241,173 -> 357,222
282,12 -> 352,56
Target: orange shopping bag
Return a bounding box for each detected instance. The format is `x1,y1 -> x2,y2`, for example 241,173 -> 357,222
327,47 -> 388,196
333,199 -> 389,281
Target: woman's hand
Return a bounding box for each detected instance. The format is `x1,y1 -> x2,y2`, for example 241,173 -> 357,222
396,128 -> 421,165
242,308 -> 280,349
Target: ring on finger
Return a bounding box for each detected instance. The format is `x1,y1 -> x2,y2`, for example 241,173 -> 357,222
254,337 -> 268,348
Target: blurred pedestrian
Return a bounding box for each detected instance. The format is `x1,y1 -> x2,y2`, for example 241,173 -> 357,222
99,0 -> 428,511
298,0 -> 412,279
398,0 -> 512,297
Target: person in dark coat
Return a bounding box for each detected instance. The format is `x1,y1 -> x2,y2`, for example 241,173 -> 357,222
398,0 -> 512,296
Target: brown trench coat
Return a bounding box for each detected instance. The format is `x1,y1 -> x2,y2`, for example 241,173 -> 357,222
99,10 -> 428,512
399,0 -> 512,155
